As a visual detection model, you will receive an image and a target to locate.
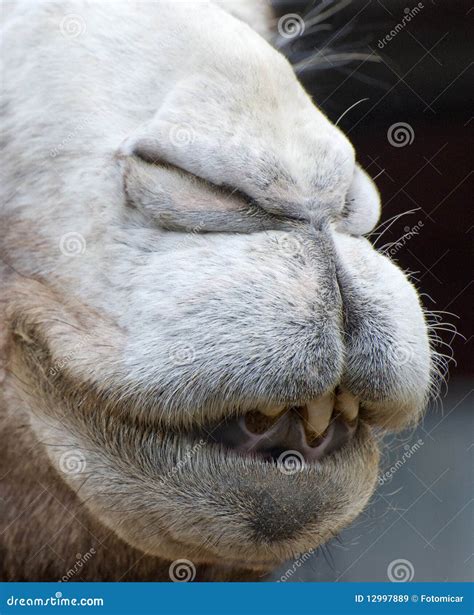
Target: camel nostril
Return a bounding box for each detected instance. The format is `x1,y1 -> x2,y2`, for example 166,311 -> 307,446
208,405 -> 357,463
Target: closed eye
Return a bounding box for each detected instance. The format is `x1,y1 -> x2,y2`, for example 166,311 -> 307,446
122,151 -> 295,234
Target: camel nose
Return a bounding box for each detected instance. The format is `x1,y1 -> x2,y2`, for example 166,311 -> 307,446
209,405 -> 356,463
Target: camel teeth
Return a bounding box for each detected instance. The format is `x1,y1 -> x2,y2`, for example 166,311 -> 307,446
335,387 -> 359,422
305,392 -> 334,437
259,404 -> 286,418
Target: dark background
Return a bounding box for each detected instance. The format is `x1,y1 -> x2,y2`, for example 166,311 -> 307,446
268,0 -> 473,582
274,0 -> 473,378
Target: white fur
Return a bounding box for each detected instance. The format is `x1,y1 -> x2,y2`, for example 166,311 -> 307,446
1,0 -> 432,572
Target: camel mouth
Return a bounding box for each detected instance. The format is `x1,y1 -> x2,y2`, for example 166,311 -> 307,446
189,387 -> 359,465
